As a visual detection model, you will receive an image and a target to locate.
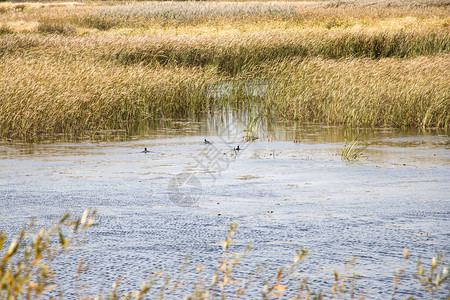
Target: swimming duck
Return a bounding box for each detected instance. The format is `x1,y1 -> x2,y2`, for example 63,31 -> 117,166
142,147 -> 150,153
204,139 -> 212,145
234,145 -> 241,151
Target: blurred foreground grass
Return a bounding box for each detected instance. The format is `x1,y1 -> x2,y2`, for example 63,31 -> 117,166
0,211 -> 448,299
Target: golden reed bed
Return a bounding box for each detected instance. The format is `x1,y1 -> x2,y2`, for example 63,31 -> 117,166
1,0 -> 449,140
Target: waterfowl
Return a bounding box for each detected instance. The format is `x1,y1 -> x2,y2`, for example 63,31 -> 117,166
204,139 -> 212,145
142,147 -> 150,153
234,145 -> 241,151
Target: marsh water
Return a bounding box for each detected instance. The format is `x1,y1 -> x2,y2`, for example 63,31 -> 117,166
0,112 -> 449,298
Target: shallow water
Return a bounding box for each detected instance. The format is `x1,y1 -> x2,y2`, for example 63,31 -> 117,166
0,115 -> 449,298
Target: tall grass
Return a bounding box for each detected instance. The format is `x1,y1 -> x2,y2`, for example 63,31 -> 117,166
2,52 -> 447,140
1,28 -> 448,71
77,1 -> 450,29
0,1 -> 449,140
260,55 -> 450,128
100,29 -> 449,74
82,2 -> 298,29
0,55 -> 220,140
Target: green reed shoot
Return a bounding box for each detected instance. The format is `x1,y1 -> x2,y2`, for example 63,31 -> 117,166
341,138 -> 369,161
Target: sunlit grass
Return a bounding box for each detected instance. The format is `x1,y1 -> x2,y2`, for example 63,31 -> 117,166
0,55 -> 220,140
260,55 -> 450,128
0,1 -> 449,140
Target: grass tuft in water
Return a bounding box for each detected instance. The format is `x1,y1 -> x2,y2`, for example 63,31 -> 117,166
341,137 -> 369,161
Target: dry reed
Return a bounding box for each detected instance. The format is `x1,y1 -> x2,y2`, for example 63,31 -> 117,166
0,1 -> 449,140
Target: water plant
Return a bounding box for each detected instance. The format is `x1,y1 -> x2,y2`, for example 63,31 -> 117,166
245,114 -> 262,142
341,137 -> 369,161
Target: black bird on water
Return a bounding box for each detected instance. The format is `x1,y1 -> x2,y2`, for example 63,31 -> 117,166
142,147 -> 150,153
204,139 -> 212,145
234,145 -> 241,151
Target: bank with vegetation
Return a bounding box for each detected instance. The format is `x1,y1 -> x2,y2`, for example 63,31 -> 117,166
0,0 -> 449,140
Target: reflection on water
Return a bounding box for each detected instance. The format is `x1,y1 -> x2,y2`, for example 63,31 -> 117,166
0,107 -> 448,154
0,111 -> 449,298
